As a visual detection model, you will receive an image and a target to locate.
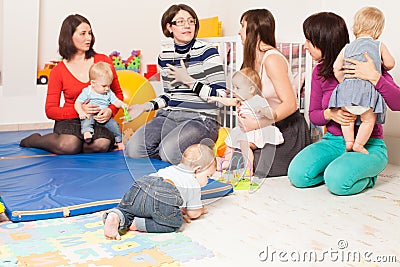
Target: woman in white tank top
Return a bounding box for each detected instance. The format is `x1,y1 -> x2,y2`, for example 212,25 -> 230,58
236,9 -> 310,177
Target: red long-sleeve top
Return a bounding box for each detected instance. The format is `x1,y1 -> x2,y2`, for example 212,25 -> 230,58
45,54 -> 123,120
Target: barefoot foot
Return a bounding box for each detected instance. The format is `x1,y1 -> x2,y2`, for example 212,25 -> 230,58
345,141 -> 354,152
104,212 -> 121,240
116,142 -> 125,150
352,142 -> 369,154
128,219 -> 138,231
83,132 -> 93,143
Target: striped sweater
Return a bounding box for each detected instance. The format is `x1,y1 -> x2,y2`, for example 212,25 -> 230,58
153,39 -> 226,117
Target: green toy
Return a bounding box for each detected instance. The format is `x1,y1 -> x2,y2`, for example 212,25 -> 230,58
123,107 -> 131,121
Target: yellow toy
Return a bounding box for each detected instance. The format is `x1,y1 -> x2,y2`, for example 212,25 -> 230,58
113,70 -> 157,133
0,201 -> 5,213
214,127 -> 230,157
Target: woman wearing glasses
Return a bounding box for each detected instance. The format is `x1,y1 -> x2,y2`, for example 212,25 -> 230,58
125,4 -> 226,164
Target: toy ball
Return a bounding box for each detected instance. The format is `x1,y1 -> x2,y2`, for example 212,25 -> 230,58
214,127 -> 230,157
114,71 -> 156,134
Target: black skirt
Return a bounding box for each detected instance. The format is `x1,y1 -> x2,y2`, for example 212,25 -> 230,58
54,119 -> 115,151
253,110 -> 311,177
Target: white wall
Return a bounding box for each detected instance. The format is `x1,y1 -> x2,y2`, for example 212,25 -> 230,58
2,0 -> 400,162
36,0 -> 318,70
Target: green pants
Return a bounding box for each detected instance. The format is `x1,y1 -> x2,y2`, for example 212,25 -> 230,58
288,132 -> 387,195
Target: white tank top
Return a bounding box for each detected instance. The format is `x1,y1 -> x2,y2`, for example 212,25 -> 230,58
258,49 -> 295,109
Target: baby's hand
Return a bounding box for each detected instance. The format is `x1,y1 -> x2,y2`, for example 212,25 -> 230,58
208,96 -> 239,106
207,96 -> 219,103
79,113 -> 89,120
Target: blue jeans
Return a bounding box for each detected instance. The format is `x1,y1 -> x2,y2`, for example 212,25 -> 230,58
81,116 -> 122,142
288,132 -> 388,195
125,109 -> 219,164
104,175 -> 183,233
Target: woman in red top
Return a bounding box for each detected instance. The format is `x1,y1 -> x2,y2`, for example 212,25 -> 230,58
20,14 -> 123,154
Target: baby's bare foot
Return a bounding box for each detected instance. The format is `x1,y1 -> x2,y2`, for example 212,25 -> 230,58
352,142 -> 369,154
345,141 -> 354,152
83,132 -> 93,143
116,142 -> 125,150
129,219 -> 138,231
104,212 -> 121,240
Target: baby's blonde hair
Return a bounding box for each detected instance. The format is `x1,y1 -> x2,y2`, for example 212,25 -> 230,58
89,62 -> 113,84
181,144 -> 216,171
353,6 -> 385,39
232,67 -> 262,96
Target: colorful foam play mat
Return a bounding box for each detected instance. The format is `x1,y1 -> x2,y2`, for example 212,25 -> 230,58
0,211 -> 214,266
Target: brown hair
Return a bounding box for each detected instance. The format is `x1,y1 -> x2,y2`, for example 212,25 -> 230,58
58,14 -> 95,60
353,7 -> 385,39
303,12 -> 349,79
240,9 -> 276,69
232,68 -> 262,95
89,62 -> 113,84
161,4 -> 199,38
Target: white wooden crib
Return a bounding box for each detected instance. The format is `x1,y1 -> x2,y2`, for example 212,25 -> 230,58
198,36 -> 313,129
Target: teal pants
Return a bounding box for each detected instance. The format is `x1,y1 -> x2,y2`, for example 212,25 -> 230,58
288,132 -> 388,195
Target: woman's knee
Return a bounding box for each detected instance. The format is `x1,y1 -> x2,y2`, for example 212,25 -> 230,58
56,138 -> 82,154
159,142 -> 182,165
125,134 -> 148,158
324,168 -> 360,196
83,138 -> 112,153
288,165 -> 307,188
287,156 -> 310,188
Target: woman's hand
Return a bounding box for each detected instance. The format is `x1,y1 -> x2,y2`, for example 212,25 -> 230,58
238,113 -> 272,132
166,59 -> 195,87
123,103 -> 152,123
343,52 -> 381,86
82,99 -> 101,115
324,108 -> 356,126
94,108 -> 112,123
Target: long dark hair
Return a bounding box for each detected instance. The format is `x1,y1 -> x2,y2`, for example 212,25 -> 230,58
58,14 -> 95,60
303,12 -> 349,79
241,9 -> 276,69
161,4 -> 199,38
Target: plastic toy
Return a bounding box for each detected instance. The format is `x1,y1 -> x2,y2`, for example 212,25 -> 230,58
214,127 -> 230,156
215,153 -> 260,191
125,50 -> 141,73
0,200 -> 4,213
37,61 -> 58,84
109,51 -> 126,70
123,107 -> 131,122
109,50 -> 141,73
144,64 -> 160,80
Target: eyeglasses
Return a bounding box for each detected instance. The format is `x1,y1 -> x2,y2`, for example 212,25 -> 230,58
170,18 -> 196,27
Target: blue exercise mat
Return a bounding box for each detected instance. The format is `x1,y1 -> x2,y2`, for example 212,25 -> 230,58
0,130 -> 233,222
